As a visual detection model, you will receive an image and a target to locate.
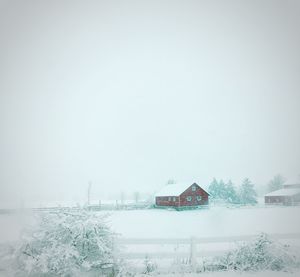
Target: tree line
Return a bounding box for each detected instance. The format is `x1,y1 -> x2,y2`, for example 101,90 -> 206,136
208,178 -> 257,205
207,174 -> 287,205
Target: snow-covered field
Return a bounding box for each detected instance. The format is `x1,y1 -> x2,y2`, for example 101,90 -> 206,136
135,271 -> 300,277
2,205 -> 300,242
1,205 -> 300,276
104,205 -> 300,238
100,205 -> 300,274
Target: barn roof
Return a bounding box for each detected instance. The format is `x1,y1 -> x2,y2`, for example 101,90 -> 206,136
155,182 -> 208,197
265,188 -> 300,197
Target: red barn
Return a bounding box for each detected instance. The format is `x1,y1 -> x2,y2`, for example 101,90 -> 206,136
155,182 -> 209,208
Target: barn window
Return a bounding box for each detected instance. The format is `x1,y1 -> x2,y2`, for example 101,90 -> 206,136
186,196 -> 192,201
192,185 -> 196,191
196,196 -> 202,201
168,197 -> 171,201
173,197 -> 176,201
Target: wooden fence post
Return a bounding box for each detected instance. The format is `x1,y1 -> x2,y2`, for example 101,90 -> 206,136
189,236 -> 196,270
112,236 -> 117,275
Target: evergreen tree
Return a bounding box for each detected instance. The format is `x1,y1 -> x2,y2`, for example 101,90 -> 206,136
224,180 -> 239,204
208,178 -> 227,200
208,178 -> 220,199
218,179 -> 227,199
239,178 -> 257,205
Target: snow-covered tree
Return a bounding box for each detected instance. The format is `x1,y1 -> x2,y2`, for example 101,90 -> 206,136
224,180 -> 239,204
218,179 -> 227,199
267,174 -> 286,193
11,209 -> 117,276
208,178 -> 228,201
239,178 -> 257,205
208,178 -> 221,199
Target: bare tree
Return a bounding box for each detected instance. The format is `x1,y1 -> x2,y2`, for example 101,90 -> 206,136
267,174 -> 286,193
87,181 -> 92,206
120,191 -> 125,205
134,191 -> 140,204
166,179 -> 176,184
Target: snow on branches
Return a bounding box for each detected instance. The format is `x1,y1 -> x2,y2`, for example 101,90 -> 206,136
11,209 -> 117,276
217,233 -> 300,272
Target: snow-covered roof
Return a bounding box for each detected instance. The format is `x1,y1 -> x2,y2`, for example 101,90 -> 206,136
155,183 -> 196,197
283,183 -> 300,189
265,188 -> 300,197
285,177 -> 300,184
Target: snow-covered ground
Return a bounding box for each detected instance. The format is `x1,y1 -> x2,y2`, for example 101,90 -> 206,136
105,205 -> 300,275
2,205 -> 300,242
1,205 -> 300,276
103,205 -> 300,238
135,271 -> 299,277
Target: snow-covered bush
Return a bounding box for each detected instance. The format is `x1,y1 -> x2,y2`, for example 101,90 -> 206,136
217,233 -> 300,272
11,209 -> 118,276
143,255 -> 157,274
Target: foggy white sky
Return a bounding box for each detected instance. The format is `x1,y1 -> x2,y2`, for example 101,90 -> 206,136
0,0 -> 300,204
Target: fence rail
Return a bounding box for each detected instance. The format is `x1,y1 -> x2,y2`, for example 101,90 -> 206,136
116,233 -> 300,245
116,233 -> 300,263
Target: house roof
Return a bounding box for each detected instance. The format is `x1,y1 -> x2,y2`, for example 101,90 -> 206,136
265,188 -> 300,197
155,182 -> 208,197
